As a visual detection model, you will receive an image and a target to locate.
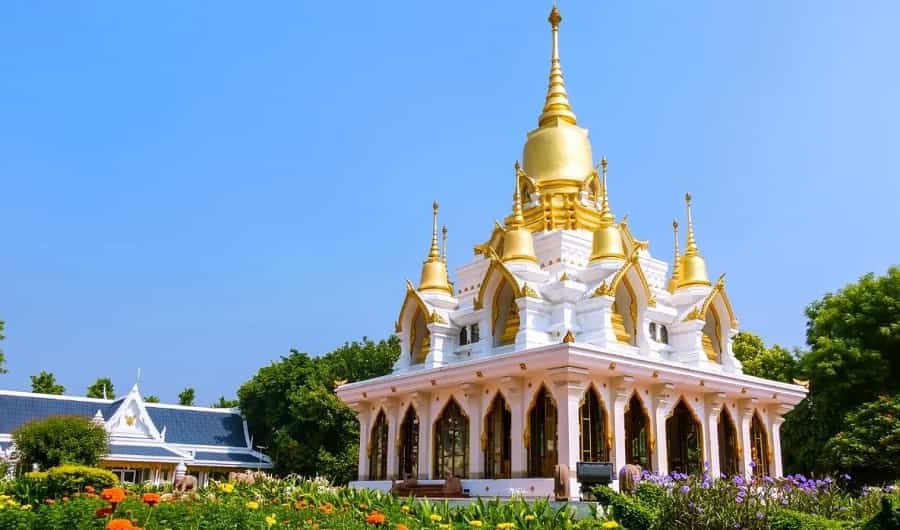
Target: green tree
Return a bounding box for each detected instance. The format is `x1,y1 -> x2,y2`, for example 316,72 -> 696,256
238,336 -> 399,483
783,267 -> 900,476
12,416 -> 109,470
0,319 -> 6,374
212,396 -> 239,408
144,395 -> 161,403
824,395 -> 900,485
178,387 -> 196,406
732,331 -> 799,383
31,371 -> 65,395
86,377 -> 115,399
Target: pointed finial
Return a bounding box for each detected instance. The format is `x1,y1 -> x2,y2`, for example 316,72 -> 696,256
538,5 -> 577,127
441,225 -> 448,262
684,193 -> 699,255
508,175 -> 525,229
668,219 -> 682,292
427,201 -> 441,260
598,156 -> 614,223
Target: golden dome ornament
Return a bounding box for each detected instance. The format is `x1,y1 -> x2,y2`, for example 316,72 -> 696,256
677,193 -> 711,288
589,156 -> 626,262
418,201 -> 453,294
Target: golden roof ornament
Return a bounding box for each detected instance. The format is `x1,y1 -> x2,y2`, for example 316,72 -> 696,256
589,156 -> 627,262
667,219 -> 683,292
501,171 -> 538,264
418,201 -> 453,294
562,329 -> 576,343
677,193 -> 711,288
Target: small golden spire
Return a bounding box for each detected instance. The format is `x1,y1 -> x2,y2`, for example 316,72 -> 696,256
538,5 -> 577,127
667,219 -> 682,292
502,166 -> 538,263
589,156 -> 625,262
677,193 -> 711,288
598,156 -> 613,223
419,201 -> 453,294
441,225 -> 448,262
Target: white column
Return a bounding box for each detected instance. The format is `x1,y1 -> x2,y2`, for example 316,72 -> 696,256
354,404 -> 372,481
549,366 -> 588,500
738,399 -> 758,479
612,377 -> 634,475
501,377 -> 526,478
772,405 -> 790,477
411,392 -> 431,480
382,399 -> 399,480
652,383 -> 674,476
461,383 -> 483,479
704,393 -> 726,480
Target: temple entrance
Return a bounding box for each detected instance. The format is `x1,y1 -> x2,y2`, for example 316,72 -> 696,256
625,394 -> 651,470
368,410 -> 389,480
718,407 -> 740,477
434,399 -> 469,479
527,386 -> 558,477
483,393 -> 512,479
580,387 -> 609,462
666,399 -> 703,476
750,412 -> 770,477
398,406 -> 419,480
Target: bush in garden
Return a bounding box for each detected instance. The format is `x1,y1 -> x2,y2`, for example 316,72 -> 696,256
43,465 -> 118,498
12,415 -> 109,470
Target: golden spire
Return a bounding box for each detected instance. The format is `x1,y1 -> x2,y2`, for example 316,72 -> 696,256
538,6 -> 577,127
502,166 -> 538,263
441,225 -> 448,262
419,201 -> 453,294
667,219 -> 682,292
589,156 -> 626,261
677,193 -> 711,288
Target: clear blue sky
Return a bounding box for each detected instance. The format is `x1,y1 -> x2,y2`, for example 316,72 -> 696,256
1,1 -> 897,404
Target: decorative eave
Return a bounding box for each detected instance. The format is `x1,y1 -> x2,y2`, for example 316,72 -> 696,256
105,384 -> 163,441
682,274 -> 738,327
474,257 -> 524,310
395,281 -> 434,333
590,251 -> 656,306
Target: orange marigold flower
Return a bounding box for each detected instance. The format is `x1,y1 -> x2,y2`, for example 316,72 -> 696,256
106,519 -> 134,530
101,488 -> 126,504
397,524 -> 410,530
367,511 -> 387,525
141,493 -> 161,506
85,485 -> 95,493
45,499 -> 55,505
319,503 -> 334,515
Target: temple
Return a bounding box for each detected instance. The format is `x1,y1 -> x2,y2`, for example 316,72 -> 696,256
336,7 -> 806,498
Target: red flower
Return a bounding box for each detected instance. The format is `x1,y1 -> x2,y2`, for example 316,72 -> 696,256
101,488 -> 126,504
95,506 -> 114,518
141,493 -> 161,506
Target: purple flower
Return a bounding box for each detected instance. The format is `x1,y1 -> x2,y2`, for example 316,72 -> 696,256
680,485 -> 690,494
756,511 -> 764,520
749,461 -> 757,469
735,496 -> 744,504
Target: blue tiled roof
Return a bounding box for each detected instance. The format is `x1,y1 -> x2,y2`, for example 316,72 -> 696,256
0,393 -> 115,434
146,406 -> 246,447
194,450 -> 268,464
109,444 -> 183,458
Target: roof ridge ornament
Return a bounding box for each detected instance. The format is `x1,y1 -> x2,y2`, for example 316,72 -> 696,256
538,5 -> 577,127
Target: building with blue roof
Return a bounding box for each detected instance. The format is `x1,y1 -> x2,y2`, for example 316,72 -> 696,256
0,384 -> 271,486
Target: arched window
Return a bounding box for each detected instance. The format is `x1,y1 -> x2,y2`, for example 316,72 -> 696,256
750,412 -> 771,477
625,393 -> 651,470
458,327 -> 469,346
666,399 -> 703,476
398,407 -> 419,480
527,386 -> 558,477
483,393 -> 511,479
701,306 -> 722,362
580,387 -> 608,462
409,308 -> 430,364
434,399 -> 468,479
368,410 -> 389,480
492,281 -> 519,346
718,407 -> 739,477
659,325 -> 669,344
612,280 -> 637,345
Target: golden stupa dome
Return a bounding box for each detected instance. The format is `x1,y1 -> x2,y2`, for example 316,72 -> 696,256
419,202 -> 453,294
676,193 -> 711,288
522,6 -> 594,185
589,158 -> 626,261
502,182 -> 538,263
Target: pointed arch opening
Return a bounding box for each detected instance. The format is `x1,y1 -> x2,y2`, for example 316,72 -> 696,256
434,398 -> 469,479
625,393 -> 651,470
750,411 -> 771,477
483,392 -> 512,479
368,410 -> 389,481
612,278 -> 637,345
666,399 -> 703,476
409,308 -> 430,364
718,407 -> 740,477
492,279 -> 520,347
527,385 -> 558,477
580,386 -> 609,462
398,406 -> 419,480
701,305 -> 722,362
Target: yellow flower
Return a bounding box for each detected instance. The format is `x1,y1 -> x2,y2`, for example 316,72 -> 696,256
265,514 -> 277,526
246,500 -> 260,510
218,482 -> 235,493
20,504 -> 32,511
498,523 -> 516,530
602,522 -> 620,529
401,505 -> 411,513
430,514 -> 443,522
470,521 -> 483,528
439,525 -> 450,530
524,515 -> 536,521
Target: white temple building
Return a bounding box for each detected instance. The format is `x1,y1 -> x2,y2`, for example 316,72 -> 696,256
336,7 -> 806,498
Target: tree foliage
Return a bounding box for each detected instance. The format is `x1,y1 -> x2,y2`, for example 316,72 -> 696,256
732,331 -> 799,383
144,395 -> 161,403
30,371 -> 65,395
212,396 -> 239,408
85,377 -> 115,399
783,267 -> 900,478
238,336 -> 399,484
824,395 -> 900,485
12,416 -> 109,470
178,387 -> 196,406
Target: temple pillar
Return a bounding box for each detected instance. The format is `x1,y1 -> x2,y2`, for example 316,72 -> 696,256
460,383 -> 483,479
612,376 -> 634,474
353,404 -> 372,481
704,392 -> 726,480
652,383 -> 675,476
501,376 -> 526,478
381,399 -> 399,480
772,405 -> 790,477
738,398 -> 758,479
411,392 -> 431,480
549,366 -> 587,501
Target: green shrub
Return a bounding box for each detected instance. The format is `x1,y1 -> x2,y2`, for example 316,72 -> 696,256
44,465 -> 117,497
594,485 -> 657,529
862,498 -> 900,530
769,509 -> 853,530
12,415 -> 108,470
